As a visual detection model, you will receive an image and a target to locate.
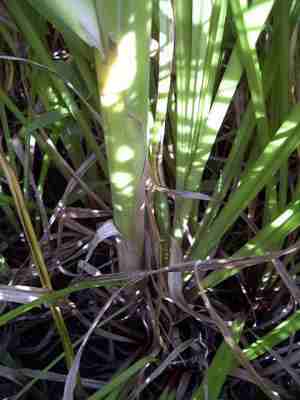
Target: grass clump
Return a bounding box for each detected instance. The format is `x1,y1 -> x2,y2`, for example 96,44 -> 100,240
0,0 -> 300,399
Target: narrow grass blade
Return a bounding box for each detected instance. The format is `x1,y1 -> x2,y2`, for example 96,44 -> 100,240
192,320 -> 244,400
5,1 -> 105,171
87,356 -> 156,400
230,0 -> 276,224
244,309 -> 300,361
150,0 -> 174,265
135,338 -> 194,397
63,288 -> 123,400
202,197 -> 300,289
0,284 -> 49,304
0,152 -> 74,369
230,0 -> 270,148
174,0 -> 225,239
0,274 -> 139,328
270,0 -> 291,212
195,272 -> 280,400
191,103 -> 300,260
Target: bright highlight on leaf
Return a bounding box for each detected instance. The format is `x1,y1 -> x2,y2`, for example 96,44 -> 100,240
115,146 -> 135,162
111,172 -> 133,190
102,32 -> 137,98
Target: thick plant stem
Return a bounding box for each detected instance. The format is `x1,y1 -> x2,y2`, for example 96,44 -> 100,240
93,1 -> 152,272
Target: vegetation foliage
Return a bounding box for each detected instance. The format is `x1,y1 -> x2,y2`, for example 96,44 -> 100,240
1,0 -> 300,398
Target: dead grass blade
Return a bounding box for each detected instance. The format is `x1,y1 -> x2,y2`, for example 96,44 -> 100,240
63,286 -> 124,400
0,284 -> 49,304
0,365 -> 104,390
194,265 -> 281,400
133,339 -> 195,399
